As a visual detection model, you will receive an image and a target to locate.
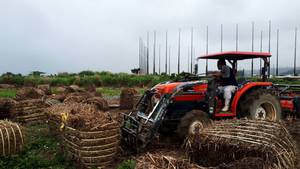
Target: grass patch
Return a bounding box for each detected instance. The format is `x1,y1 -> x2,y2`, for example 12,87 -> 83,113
117,159 -> 136,169
0,123 -> 75,169
0,89 -> 16,98
97,87 -> 147,97
97,87 -> 122,97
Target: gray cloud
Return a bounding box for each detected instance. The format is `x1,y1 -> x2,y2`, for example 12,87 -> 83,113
0,0 -> 299,74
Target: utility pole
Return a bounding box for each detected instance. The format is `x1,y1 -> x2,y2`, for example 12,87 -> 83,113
236,24 -> 239,51
144,44 -> 147,74
178,29 -> 181,74
193,47 -> 196,74
190,27 -> 194,73
260,30 -> 263,76
206,26 -> 209,74
168,46 -> 171,75
235,23 -> 239,72
139,37 -> 141,72
159,44 -> 161,74
294,27 -> 298,76
221,24 -> 223,52
187,46 -> 190,72
165,31 -> 168,74
276,29 -> 279,76
251,22 -> 254,77
153,31 -> 156,74
146,32 -> 149,75
268,20 -> 271,77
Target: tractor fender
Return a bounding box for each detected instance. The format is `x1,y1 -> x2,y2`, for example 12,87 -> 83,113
230,82 -> 273,115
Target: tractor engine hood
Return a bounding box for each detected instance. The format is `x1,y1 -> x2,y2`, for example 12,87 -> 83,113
152,81 -> 208,97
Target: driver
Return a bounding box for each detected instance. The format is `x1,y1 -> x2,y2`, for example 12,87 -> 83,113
212,59 -> 238,112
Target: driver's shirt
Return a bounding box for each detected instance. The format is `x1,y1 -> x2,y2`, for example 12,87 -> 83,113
220,65 -> 238,86
221,65 -> 230,78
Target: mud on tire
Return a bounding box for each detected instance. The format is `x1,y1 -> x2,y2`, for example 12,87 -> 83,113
177,110 -> 211,138
239,88 -> 282,121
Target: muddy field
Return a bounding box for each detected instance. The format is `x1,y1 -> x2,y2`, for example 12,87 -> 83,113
0,85 -> 299,169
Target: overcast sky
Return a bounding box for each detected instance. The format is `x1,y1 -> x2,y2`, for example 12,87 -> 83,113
0,0 -> 299,74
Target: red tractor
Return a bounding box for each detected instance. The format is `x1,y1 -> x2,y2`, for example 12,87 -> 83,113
122,51 -> 300,151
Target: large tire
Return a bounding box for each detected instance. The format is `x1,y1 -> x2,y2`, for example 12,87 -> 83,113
177,110 -> 211,138
239,88 -> 282,121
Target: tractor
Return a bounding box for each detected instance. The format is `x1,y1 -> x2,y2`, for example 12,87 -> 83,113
121,51 -> 300,152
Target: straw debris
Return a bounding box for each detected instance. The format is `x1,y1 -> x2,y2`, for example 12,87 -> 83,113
47,103 -> 113,131
185,119 -> 297,169
83,97 -> 109,111
135,150 -> 209,169
15,87 -> 45,100
0,98 -> 17,119
120,88 -> 138,109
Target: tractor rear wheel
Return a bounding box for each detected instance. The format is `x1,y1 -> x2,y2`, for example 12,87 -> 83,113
177,110 -> 211,138
240,88 -> 282,121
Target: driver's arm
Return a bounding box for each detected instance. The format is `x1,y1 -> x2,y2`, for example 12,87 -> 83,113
207,71 -> 222,77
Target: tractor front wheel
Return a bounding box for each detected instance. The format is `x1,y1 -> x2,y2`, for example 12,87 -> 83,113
240,88 -> 282,121
177,110 -> 211,139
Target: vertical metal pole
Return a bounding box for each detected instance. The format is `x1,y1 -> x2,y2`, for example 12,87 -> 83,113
236,24 -> 239,51
144,45 -> 147,74
139,37 -> 141,72
251,22 -> 254,77
159,44 -> 161,74
178,29 -> 181,74
139,39 -> 142,73
187,46 -> 190,72
143,44 -> 147,74
141,40 -> 144,74
146,32 -> 149,75
168,46 -> 171,75
206,25 -> 209,74
153,31 -> 156,74
268,20 -> 271,77
165,31 -> 168,74
276,29 -> 279,76
294,27 -> 298,76
221,24 -> 223,52
190,27 -> 194,73
260,30 -> 263,76
235,24 -> 239,72
193,47 -> 196,74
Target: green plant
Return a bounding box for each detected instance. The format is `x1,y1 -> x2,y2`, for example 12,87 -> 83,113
78,70 -> 95,76
97,87 -> 122,97
0,89 -> 17,98
0,124 -> 75,169
117,159 -> 136,169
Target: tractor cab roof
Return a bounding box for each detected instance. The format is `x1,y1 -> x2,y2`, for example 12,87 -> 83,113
198,51 -> 271,60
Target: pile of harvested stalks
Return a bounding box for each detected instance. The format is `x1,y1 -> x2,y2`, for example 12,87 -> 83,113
82,97 -> 109,111
0,98 -> 16,119
11,99 -> 48,123
37,84 -> 51,95
135,150 -> 207,169
120,88 -> 138,109
0,120 -> 25,156
185,119 -> 297,169
63,92 -> 91,104
15,87 -> 45,100
284,118 -> 300,137
47,102 -> 120,168
47,102 -> 112,131
218,157 -> 268,169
